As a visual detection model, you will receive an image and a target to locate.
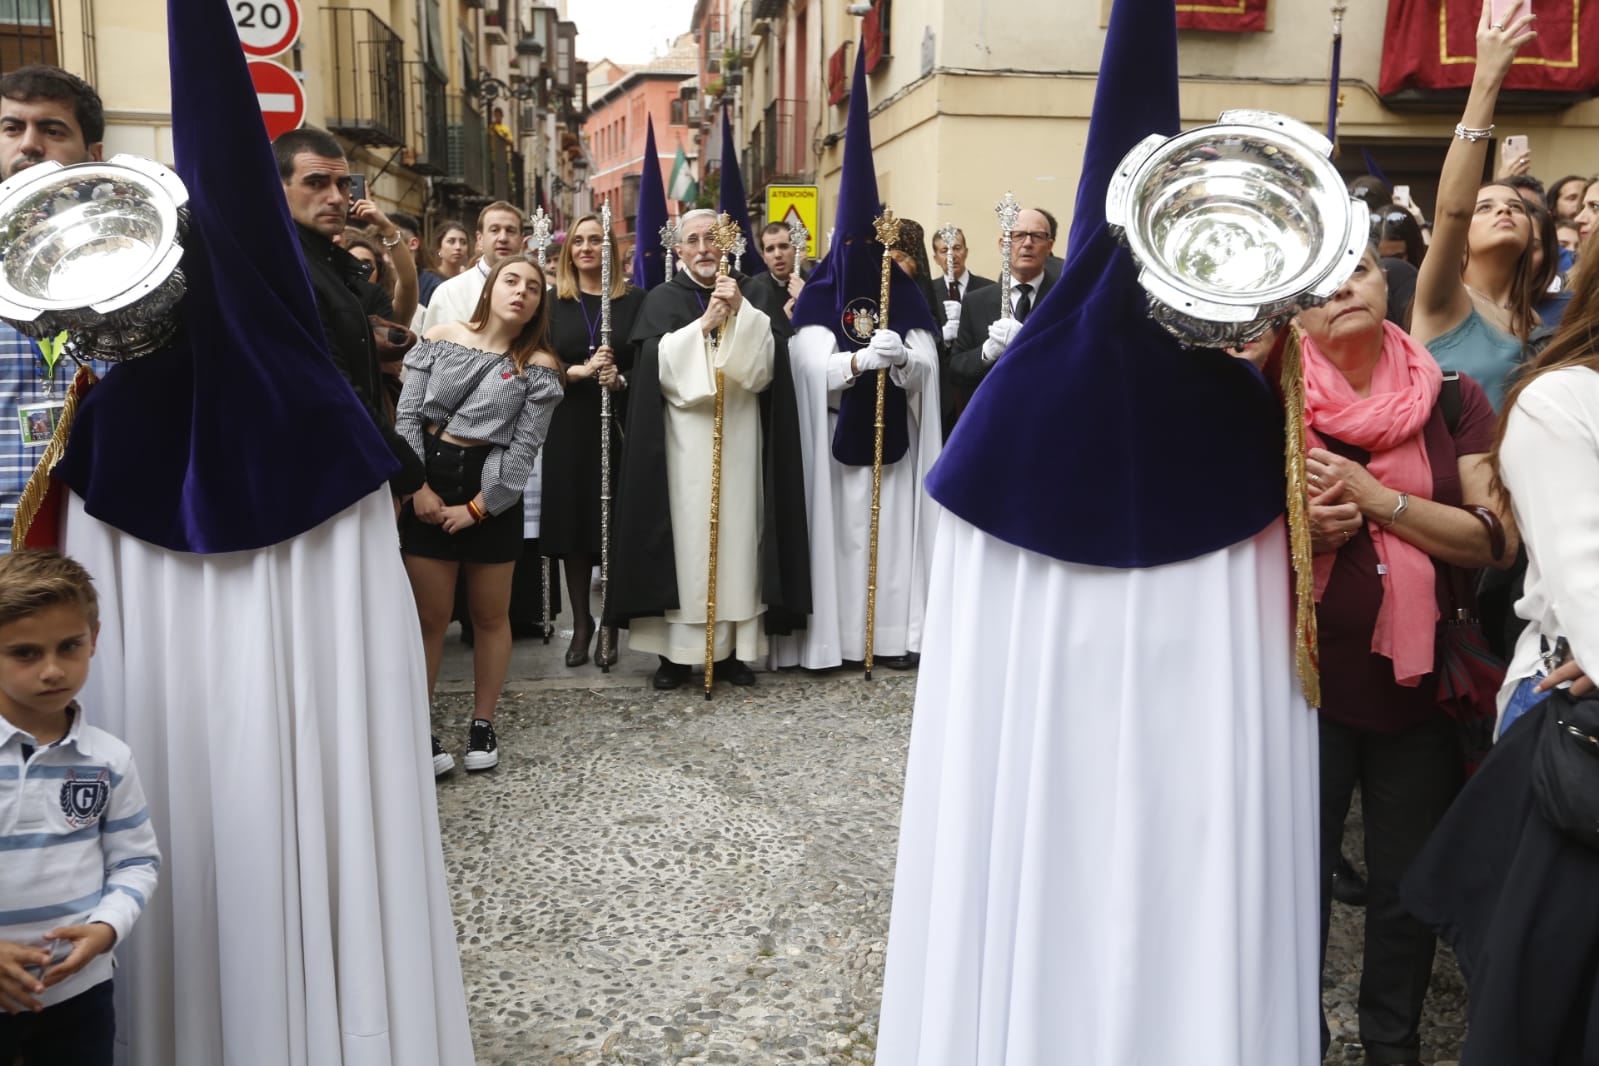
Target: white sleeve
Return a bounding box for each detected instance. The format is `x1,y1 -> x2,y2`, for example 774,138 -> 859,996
87,757 -> 161,946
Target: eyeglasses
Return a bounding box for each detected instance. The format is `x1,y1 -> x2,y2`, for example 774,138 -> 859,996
1007,230 -> 1051,244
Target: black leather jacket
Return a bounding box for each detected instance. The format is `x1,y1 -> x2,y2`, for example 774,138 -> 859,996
296,225 -> 425,494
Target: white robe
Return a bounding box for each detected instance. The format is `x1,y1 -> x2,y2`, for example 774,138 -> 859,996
413,264 -> 488,333
66,489 -> 473,1066
629,303 -> 776,665
876,513 -> 1322,1066
770,326 -> 942,668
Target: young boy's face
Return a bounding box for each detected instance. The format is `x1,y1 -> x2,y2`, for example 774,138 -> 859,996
0,603 -> 96,726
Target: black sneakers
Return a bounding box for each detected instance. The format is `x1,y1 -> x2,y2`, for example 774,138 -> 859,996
464,718 -> 499,771
432,735 -> 455,777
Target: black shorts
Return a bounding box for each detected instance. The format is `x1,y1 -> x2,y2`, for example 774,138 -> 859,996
400,433 -> 523,564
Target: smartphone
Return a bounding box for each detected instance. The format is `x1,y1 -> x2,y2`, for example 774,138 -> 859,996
347,174 -> 367,220
1393,184 -> 1413,209
1502,134 -> 1529,160
1489,0 -> 1524,25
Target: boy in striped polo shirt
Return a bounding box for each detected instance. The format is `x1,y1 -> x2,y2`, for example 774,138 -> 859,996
0,551 -> 159,1063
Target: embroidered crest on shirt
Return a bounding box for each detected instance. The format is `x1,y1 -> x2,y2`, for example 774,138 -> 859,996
842,297 -> 879,344
60,769 -> 110,828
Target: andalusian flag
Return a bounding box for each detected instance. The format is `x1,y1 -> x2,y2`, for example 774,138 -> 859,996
668,144 -> 698,203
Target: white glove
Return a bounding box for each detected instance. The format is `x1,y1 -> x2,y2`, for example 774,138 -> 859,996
869,329 -> 908,367
853,345 -> 894,374
941,301 -> 961,344
982,317 -> 1022,363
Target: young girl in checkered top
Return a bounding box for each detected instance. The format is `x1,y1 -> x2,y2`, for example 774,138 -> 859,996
0,550 -> 160,1064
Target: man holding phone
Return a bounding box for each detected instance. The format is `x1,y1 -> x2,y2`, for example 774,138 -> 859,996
275,126 -> 424,495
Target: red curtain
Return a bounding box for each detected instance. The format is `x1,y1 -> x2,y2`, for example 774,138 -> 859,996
1381,0 -> 1599,95
1176,0 -> 1268,32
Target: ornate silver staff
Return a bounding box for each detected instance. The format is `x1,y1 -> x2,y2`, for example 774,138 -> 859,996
788,218 -> 810,272
660,220 -> 679,279
597,202 -> 615,672
995,192 -> 1020,320
702,212 -> 742,699
527,205 -> 555,644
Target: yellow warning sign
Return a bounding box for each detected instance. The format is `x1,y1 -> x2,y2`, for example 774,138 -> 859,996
765,185 -> 821,260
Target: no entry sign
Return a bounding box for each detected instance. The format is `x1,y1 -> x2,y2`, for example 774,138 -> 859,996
247,59 -> 306,141
233,0 -> 300,58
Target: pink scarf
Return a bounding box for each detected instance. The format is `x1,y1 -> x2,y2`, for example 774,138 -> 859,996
1303,320 -> 1442,687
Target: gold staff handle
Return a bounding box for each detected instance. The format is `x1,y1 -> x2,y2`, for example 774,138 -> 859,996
866,210 -> 903,681
703,213 -> 742,698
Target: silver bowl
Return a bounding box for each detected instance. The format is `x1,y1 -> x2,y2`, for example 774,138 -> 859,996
0,154 -> 189,362
1105,110 -> 1366,347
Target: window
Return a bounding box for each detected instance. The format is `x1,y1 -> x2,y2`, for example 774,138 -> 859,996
670,98 -> 686,126
0,0 -> 55,72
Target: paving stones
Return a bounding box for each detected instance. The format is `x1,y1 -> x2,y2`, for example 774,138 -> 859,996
432,621 -> 1468,1064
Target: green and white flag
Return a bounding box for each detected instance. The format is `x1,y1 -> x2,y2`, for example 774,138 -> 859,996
668,145 -> 698,203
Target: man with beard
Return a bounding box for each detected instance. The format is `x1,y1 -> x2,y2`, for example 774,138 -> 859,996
0,67 -> 103,546
608,209 -> 810,691
416,200 -> 525,330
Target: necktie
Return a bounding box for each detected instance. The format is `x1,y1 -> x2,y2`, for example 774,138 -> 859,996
948,278 -> 960,303
1015,282 -> 1034,323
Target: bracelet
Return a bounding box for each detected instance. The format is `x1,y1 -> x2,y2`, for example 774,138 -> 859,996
1454,122 -> 1495,143
1464,504 -> 1507,562
1381,491 -> 1410,529
380,232 -> 402,248
466,499 -> 486,522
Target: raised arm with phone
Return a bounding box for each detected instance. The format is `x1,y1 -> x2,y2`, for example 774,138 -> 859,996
1409,0 -> 1538,410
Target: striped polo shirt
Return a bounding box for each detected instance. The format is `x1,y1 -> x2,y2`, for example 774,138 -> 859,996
0,704 -> 161,1007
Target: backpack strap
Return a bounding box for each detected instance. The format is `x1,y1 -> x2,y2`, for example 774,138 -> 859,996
1440,370 -> 1462,436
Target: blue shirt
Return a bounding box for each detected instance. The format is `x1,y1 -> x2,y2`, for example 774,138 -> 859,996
0,324 -> 86,550
1425,307 -> 1526,413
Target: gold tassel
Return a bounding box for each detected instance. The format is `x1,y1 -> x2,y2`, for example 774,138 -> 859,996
1281,326 -> 1321,707
11,362 -> 99,551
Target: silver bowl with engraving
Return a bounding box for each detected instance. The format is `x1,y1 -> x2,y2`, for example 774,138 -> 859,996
0,154 -> 189,362
1105,110 -> 1366,347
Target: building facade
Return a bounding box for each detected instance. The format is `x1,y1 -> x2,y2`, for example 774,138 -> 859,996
5,0 -> 595,245
673,0 -> 1599,279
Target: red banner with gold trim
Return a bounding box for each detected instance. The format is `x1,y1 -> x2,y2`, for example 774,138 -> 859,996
1380,0 -> 1599,95
1176,0 -> 1267,32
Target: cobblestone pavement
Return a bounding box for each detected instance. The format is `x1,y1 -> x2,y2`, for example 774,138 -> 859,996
432,610 -> 1469,1065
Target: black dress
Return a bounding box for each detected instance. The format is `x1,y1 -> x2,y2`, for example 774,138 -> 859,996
539,287 -> 644,557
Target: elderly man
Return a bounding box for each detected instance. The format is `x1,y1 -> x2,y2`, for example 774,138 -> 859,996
416,200 -> 525,330
759,221 -> 806,319
947,207 -> 1060,395
0,66 -> 104,547
609,208 -> 810,690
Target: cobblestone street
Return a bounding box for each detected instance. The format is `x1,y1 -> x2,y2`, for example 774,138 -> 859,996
432,610 -> 1468,1065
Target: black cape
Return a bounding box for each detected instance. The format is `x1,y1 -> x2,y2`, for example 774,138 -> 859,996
606,269 -> 811,635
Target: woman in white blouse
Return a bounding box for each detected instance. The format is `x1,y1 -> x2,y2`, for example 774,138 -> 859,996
1402,247 -> 1599,1065
396,254 -> 564,774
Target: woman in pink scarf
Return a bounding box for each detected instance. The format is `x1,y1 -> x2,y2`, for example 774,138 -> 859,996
1298,245 -> 1516,1066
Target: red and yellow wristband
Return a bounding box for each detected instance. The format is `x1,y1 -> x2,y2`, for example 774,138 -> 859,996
466,499 -> 487,522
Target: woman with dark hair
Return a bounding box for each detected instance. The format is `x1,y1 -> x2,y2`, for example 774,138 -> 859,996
1403,187 -> 1599,1066
397,254 -> 563,772
420,220 -> 471,309
1300,242 -> 1516,1065
543,212 -> 645,667
1410,8 -> 1540,412
884,218 -> 948,334
1547,173 -> 1590,221
1526,200 -> 1573,328
1374,206 -> 1426,267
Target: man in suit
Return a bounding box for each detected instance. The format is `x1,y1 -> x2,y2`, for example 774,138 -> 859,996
948,207 -> 1059,398
759,221 -> 806,319
930,226 -> 994,347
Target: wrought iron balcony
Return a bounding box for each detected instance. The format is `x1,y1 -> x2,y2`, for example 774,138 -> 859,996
442,93 -> 487,195
407,61 -> 449,176
322,8 -> 407,148
753,98 -> 805,189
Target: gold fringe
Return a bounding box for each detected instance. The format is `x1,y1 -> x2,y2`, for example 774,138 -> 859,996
1282,326 -> 1321,707
12,362 -> 98,551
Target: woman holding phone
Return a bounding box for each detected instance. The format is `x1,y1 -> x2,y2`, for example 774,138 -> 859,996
1409,1 -> 1539,412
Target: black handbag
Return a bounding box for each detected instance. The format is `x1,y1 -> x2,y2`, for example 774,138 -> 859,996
1530,675 -> 1599,853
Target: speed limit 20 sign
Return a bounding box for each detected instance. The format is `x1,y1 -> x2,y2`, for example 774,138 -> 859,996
233,0 -> 300,58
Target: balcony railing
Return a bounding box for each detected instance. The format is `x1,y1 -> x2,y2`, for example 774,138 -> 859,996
407,61 -> 450,175
443,94 -> 487,195
323,8 -> 407,147
753,98 -> 805,189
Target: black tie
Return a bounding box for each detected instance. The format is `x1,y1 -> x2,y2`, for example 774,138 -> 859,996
1014,282 -> 1033,323
948,278 -> 960,303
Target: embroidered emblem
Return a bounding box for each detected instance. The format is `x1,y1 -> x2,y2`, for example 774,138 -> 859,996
59,770 -> 110,828
501,371 -> 513,379
842,297 -> 879,345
